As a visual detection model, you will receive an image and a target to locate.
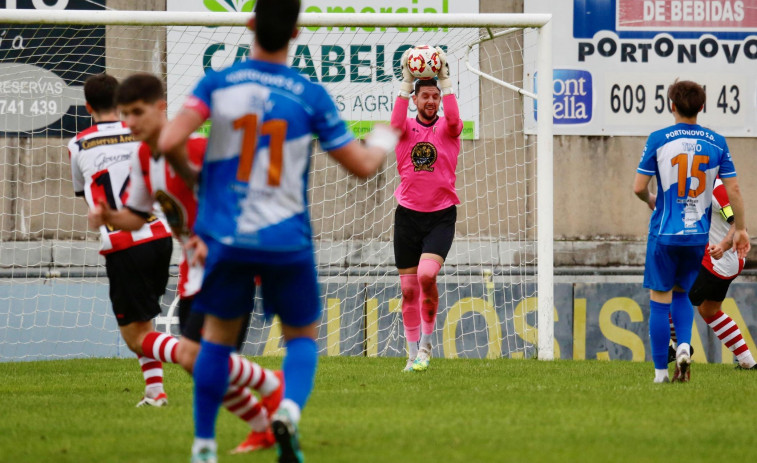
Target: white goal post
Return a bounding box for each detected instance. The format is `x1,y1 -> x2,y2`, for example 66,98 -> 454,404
0,10 -> 553,361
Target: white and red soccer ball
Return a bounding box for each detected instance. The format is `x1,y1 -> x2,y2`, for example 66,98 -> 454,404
406,45 -> 441,80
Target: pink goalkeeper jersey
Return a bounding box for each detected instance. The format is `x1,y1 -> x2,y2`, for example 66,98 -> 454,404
391,94 -> 463,212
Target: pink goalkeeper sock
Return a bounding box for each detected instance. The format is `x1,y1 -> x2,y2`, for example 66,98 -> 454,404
418,258 -> 442,335
399,274 -> 421,343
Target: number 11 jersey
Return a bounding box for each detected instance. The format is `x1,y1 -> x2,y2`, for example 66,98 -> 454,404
184,59 -> 352,257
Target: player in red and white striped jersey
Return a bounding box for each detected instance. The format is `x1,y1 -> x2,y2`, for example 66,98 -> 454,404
69,73 -> 174,407
88,73 -> 282,453
670,178 -> 756,372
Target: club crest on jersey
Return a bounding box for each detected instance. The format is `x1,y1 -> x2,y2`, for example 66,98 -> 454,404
155,189 -> 187,236
411,142 -> 437,172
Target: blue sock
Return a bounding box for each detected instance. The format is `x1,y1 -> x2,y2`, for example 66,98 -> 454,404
649,300 -> 672,369
193,340 -> 233,439
671,291 -> 694,347
282,337 -> 318,410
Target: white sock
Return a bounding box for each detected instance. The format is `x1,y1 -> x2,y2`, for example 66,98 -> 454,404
257,369 -> 281,397
192,438 -> 217,454
407,340 -> 419,359
277,399 -> 301,425
250,409 -> 269,432
677,343 -> 691,358
737,351 -> 756,368
145,385 -> 164,398
654,369 -> 669,382
419,333 -> 432,351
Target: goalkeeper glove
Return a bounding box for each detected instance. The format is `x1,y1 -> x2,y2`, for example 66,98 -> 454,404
399,48 -> 414,98
435,46 -> 453,95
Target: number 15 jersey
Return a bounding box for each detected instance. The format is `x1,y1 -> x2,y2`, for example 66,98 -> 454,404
184,59 -> 352,257
637,122 -> 736,247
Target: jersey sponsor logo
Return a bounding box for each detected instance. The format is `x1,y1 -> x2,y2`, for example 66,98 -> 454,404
93,151 -> 132,171
682,197 -> 701,229
411,141 -> 437,172
664,128 -> 715,141
225,69 -> 305,95
77,133 -> 136,151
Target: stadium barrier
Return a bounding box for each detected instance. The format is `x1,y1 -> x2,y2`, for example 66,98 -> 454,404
3,272 -> 755,364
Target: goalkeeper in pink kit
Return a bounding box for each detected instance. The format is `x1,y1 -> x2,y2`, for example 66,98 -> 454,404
391,47 -> 463,372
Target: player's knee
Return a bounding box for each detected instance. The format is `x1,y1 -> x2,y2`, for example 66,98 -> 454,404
120,321 -> 156,355
697,301 -> 720,319
176,341 -> 198,374
123,333 -> 145,354
400,282 -> 419,301
418,272 -> 437,291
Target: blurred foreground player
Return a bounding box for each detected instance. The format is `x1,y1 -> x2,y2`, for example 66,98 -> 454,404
158,1 -> 398,461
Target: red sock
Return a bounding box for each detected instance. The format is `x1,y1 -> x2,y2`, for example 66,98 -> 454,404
704,311 -> 750,357
141,331 -> 178,363
668,312 -> 677,345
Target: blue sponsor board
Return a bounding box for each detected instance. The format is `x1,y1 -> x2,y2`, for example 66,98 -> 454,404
243,281 -> 566,360
535,69 -> 593,124
574,282 -> 757,363
361,281 -> 574,360
239,282 -> 367,357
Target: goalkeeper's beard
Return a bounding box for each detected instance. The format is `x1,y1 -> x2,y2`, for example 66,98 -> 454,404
419,104 -> 438,122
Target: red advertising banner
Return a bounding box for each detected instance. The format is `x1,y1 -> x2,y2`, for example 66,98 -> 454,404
617,0 -> 757,30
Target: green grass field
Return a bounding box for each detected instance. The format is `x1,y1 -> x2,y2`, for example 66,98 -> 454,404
1,357 -> 756,463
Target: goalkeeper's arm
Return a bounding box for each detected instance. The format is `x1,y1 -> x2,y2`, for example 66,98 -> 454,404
435,47 -> 463,136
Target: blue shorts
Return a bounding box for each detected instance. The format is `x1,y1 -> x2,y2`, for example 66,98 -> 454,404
193,238 -> 321,327
643,237 -> 705,292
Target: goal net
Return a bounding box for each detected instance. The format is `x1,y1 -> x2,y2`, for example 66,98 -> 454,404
0,8 -> 553,362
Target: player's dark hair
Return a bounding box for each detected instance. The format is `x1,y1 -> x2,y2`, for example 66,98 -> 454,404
668,80 -> 705,118
414,78 -> 440,95
115,73 -> 166,106
253,0 -> 300,53
84,73 -> 118,112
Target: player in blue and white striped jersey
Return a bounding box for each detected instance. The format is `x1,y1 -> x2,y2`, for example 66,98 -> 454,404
633,79 -> 749,384
158,1 -> 398,461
